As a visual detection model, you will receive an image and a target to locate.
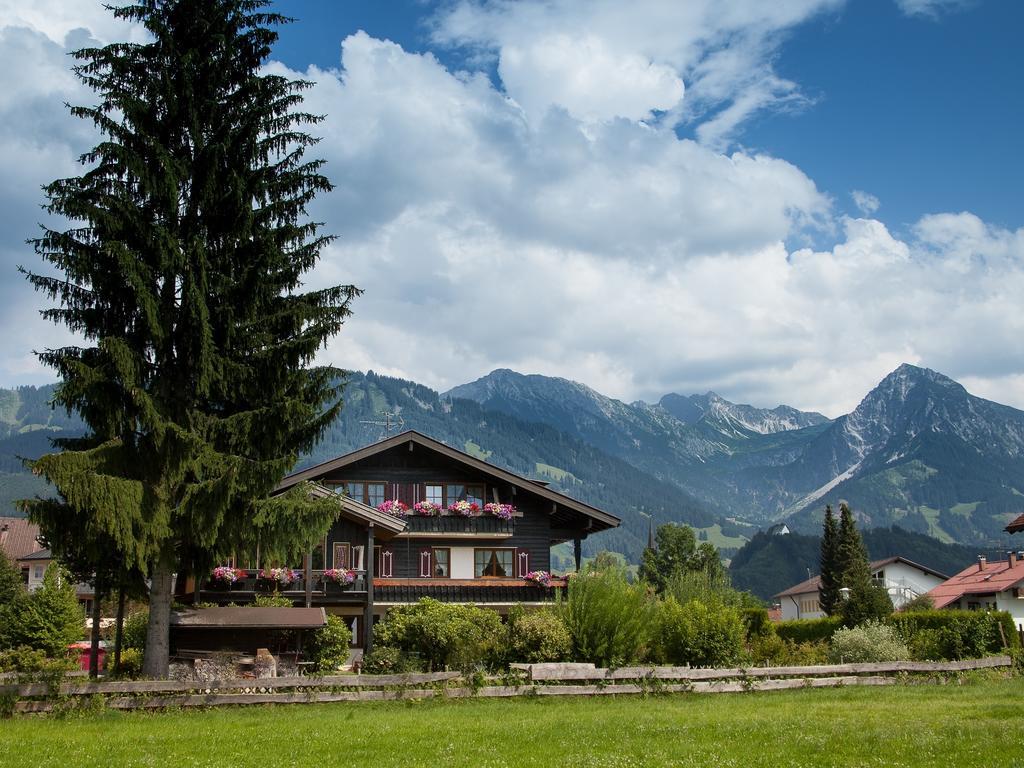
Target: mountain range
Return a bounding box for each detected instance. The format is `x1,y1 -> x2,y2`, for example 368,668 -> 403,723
2,363 -> 1023,562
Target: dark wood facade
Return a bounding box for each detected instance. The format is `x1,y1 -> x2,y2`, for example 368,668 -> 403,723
196,431 -> 619,651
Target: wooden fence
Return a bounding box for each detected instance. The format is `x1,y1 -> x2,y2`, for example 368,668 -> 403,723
3,656 -> 1011,714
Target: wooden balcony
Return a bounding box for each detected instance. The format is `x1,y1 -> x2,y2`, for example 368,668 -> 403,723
399,515 -> 514,538
199,570 -> 369,605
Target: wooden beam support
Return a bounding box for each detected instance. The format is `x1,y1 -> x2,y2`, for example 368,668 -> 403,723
303,550 -> 313,608
574,538 -> 582,572
363,524 -> 375,654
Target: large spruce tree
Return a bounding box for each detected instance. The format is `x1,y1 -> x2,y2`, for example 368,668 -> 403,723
22,0 -> 357,676
818,504 -> 841,615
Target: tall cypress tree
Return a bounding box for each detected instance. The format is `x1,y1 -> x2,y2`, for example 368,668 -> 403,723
818,504 -> 841,615
21,0 -> 357,676
836,502 -> 872,590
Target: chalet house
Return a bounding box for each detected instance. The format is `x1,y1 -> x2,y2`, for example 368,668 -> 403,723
927,552 -> 1024,634
193,430 -> 619,652
774,556 -> 949,620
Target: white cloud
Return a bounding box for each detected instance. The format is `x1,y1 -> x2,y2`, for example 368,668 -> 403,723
851,190 -> 880,215
434,0 -> 842,144
895,0 -> 976,19
2,8 -> 1022,422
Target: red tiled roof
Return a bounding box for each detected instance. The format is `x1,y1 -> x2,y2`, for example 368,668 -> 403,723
773,556 -> 949,599
1005,513 -> 1024,534
927,556 -> 1024,609
0,517 -> 43,562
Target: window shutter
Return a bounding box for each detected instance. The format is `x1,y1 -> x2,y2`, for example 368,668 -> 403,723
419,548 -> 432,578
380,549 -> 394,578
517,549 -> 530,577
400,483 -> 415,506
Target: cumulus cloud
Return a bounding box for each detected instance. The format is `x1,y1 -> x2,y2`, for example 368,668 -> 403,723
434,0 -> 842,145
851,190 -> 880,215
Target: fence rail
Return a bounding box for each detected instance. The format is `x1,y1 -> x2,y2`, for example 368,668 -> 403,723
5,656 -> 1011,714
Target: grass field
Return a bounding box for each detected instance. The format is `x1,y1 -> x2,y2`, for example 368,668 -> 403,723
2,677 -> 1023,767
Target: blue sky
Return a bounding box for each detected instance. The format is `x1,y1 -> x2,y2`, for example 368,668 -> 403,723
0,0 -> 1022,415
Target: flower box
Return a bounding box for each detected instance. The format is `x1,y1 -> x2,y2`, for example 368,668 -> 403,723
378,499 -> 410,517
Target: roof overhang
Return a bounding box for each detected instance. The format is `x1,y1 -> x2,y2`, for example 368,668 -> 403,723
170,607 -> 327,629
305,483 -> 407,540
277,430 -> 620,533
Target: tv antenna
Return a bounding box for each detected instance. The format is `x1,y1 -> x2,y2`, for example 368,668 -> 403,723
360,410 -> 405,441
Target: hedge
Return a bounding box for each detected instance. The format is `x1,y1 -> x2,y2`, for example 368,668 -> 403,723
774,617 -> 843,645
888,610 -> 1019,660
775,610 -> 1019,660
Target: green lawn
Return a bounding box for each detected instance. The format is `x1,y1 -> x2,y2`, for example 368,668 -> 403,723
3,677 -> 1023,767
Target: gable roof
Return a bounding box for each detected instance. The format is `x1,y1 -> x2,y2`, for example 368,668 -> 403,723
927,556 -> 1024,609
0,517 -> 43,562
1005,513 -> 1024,534
773,556 -> 950,599
276,430 -> 620,532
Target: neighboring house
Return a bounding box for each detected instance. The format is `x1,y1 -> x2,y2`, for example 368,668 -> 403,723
188,430 -> 620,651
17,548 -> 99,614
0,516 -> 45,583
927,553 -> 1024,632
774,556 -> 949,620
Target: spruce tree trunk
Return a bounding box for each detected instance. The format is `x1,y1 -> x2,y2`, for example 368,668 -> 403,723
89,577 -> 103,679
113,584 -> 126,672
142,561 -> 174,678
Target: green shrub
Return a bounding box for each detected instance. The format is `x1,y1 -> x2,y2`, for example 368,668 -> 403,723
746,634 -> 828,667
305,615 -> 352,673
361,646 -> 420,675
828,621 -> 910,664
740,607 -> 773,640
375,599 -> 504,671
507,607 -> 572,664
888,610 -> 1018,660
838,582 -> 893,627
655,598 -> 745,668
775,616 -> 843,645
121,611 -> 148,651
253,593 -> 294,608
899,593 -> 935,612
111,648 -> 143,678
0,565 -> 84,655
559,564 -> 656,667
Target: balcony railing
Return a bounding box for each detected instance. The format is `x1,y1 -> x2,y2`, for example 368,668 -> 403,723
201,569 -> 368,601
401,515 -> 514,536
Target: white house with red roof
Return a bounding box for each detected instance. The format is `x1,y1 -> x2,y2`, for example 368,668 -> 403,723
926,552 -> 1024,631
774,556 -> 949,621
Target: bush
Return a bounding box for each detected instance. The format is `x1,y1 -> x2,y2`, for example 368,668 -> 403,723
361,646 -> 420,675
0,565 -> 84,655
888,610 -> 1018,660
655,598 -> 745,668
121,611 -> 148,651
838,582 -> 893,627
253,593 -> 294,608
740,606 -> 773,641
775,616 -> 843,645
305,615 -> 352,673
375,599 -> 504,671
559,564 -> 656,667
111,647 -> 143,678
507,607 -> 572,664
746,634 -> 828,667
828,621 -> 910,664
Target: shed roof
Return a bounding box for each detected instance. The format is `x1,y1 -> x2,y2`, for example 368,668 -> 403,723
926,556 -> 1024,609
773,556 -> 950,599
170,607 -> 327,629
277,430 -> 619,533
306,483 -> 407,539
0,517 -> 43,561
